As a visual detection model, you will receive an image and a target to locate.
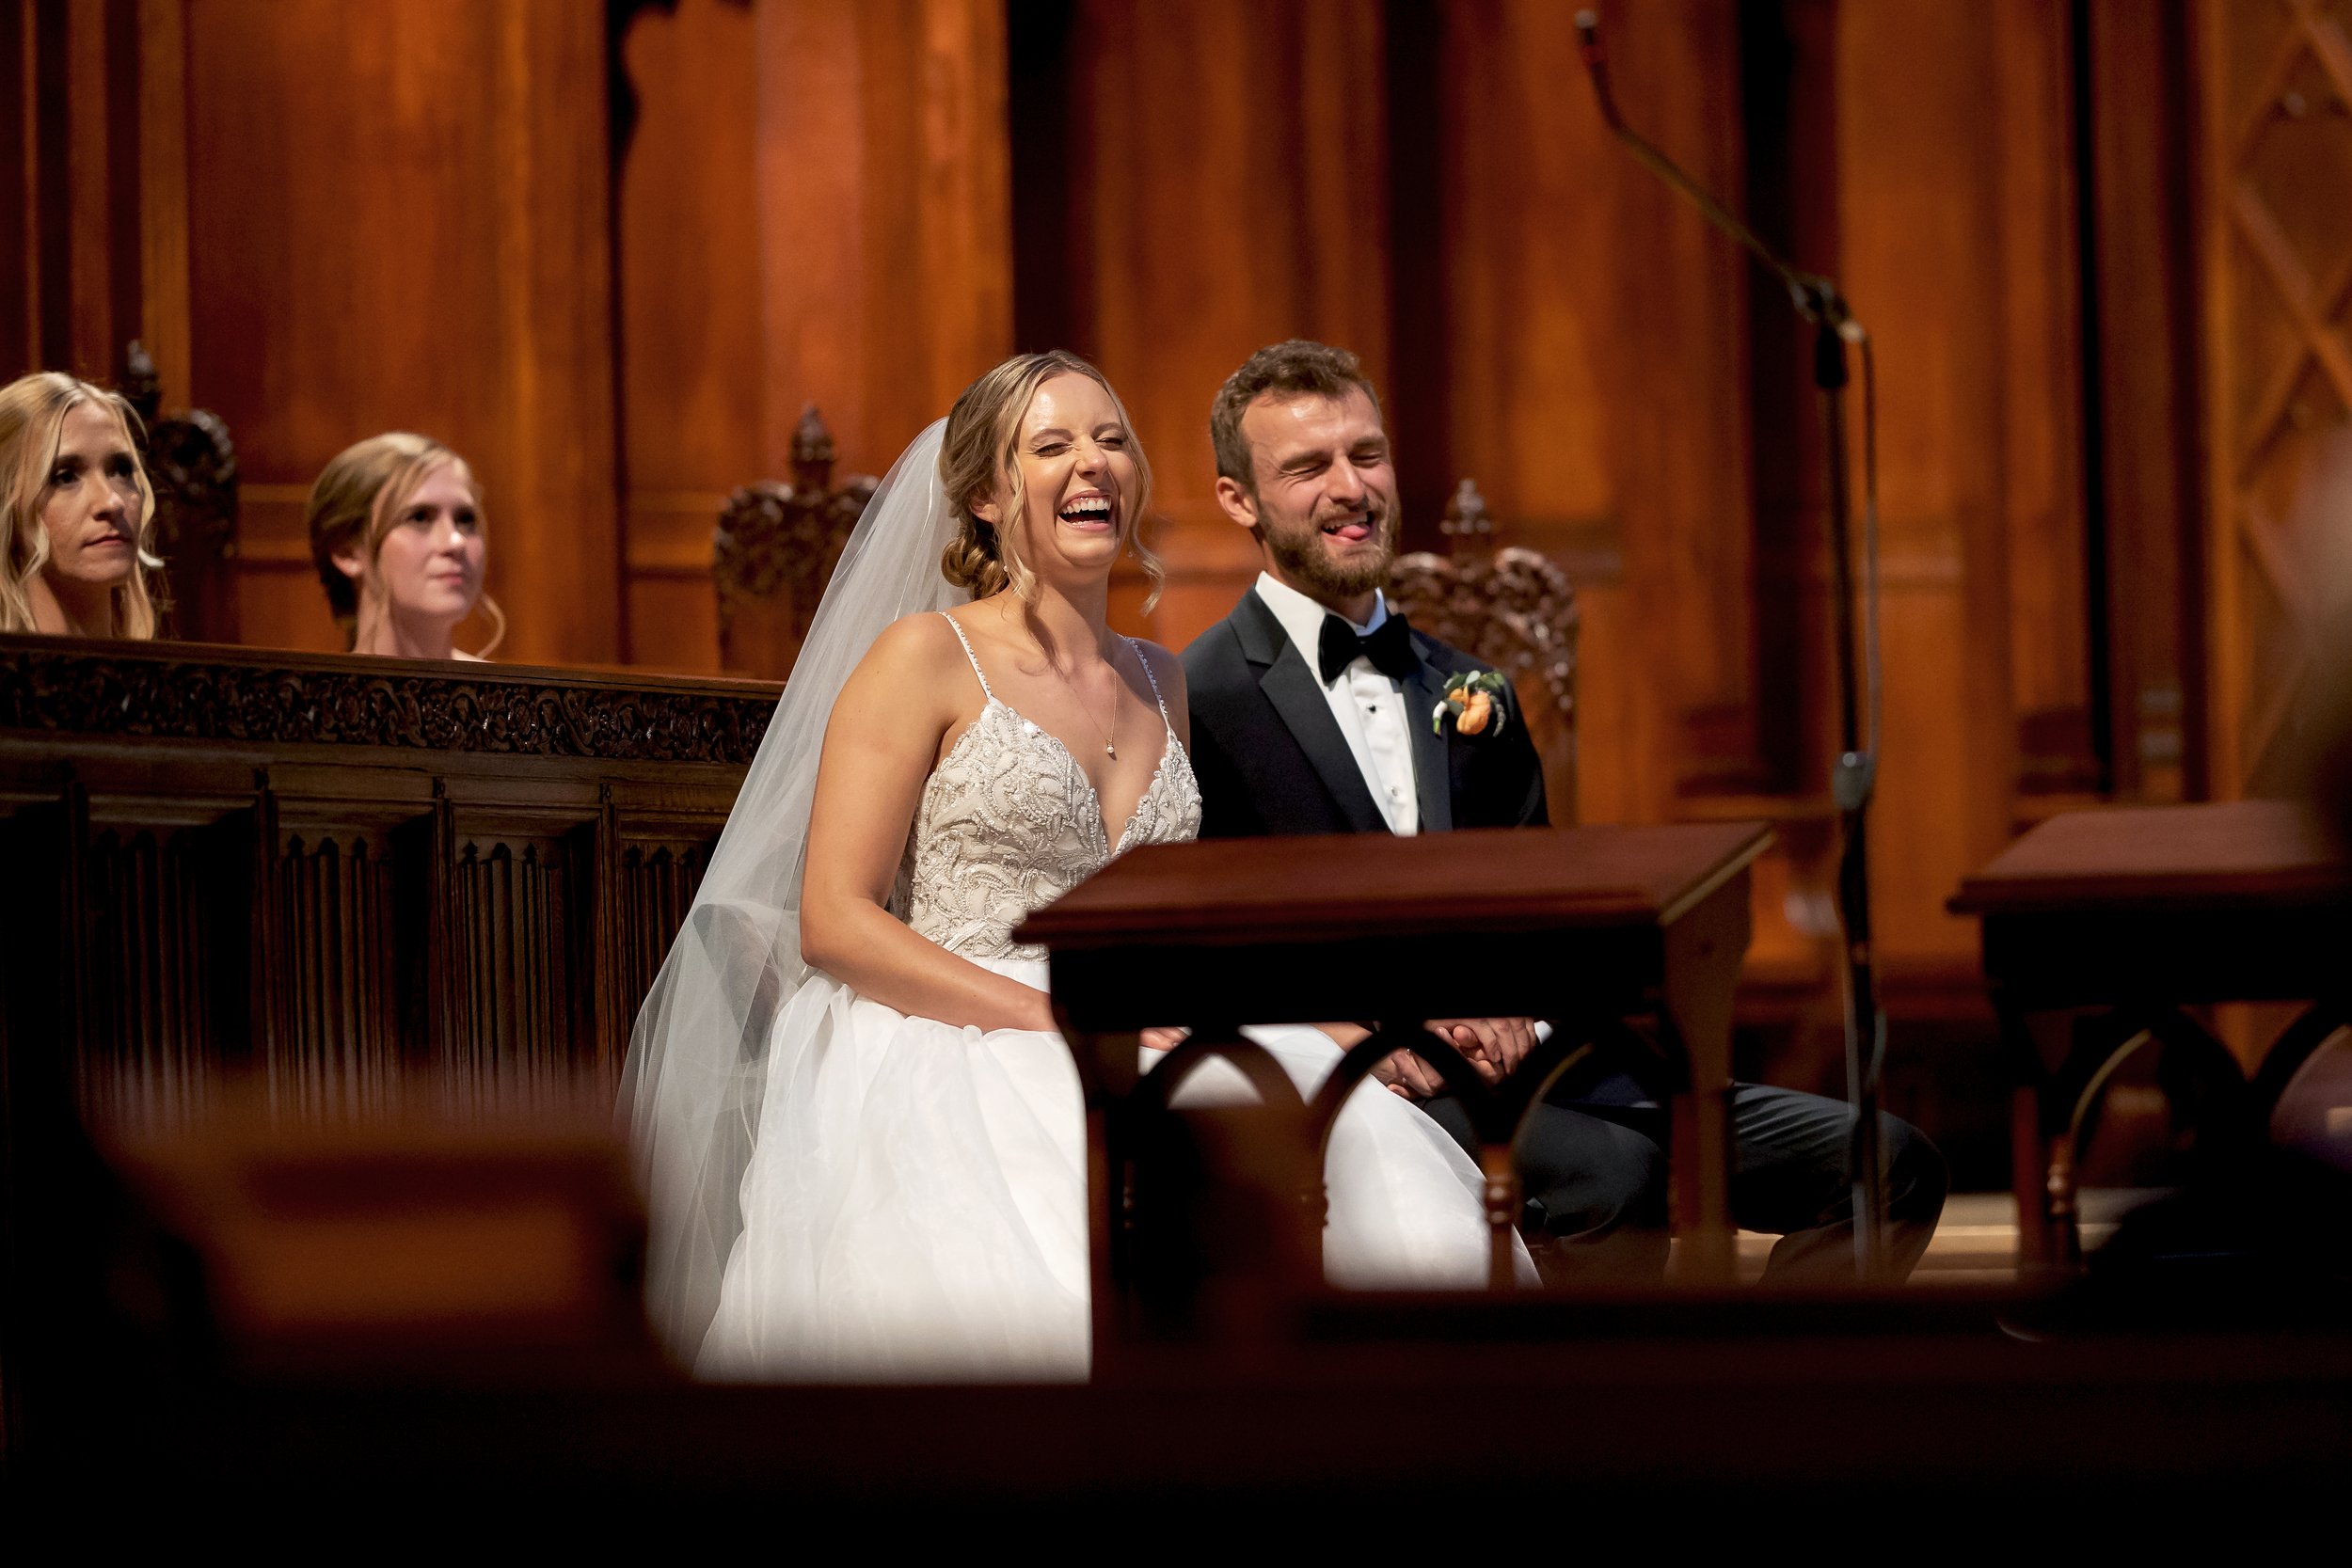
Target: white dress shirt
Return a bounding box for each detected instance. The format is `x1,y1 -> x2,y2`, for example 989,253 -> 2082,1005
1252,571 -> 1420,835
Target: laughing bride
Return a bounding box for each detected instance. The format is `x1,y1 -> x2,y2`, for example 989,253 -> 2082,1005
623,351 -> 1524,1382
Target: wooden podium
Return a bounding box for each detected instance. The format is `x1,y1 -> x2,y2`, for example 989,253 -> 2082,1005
1014,820 -> 1772,1345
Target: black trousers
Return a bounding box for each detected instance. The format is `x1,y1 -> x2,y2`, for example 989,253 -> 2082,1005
1419,1079 -> 1949,1285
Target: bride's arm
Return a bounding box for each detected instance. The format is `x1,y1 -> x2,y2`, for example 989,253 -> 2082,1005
800,615 -> 1057,1034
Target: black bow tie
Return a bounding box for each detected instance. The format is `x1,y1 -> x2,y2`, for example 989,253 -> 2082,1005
1318,611 -> 1417,684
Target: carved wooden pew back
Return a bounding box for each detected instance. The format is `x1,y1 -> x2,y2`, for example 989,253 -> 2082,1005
121,341 -> 243,646
0,638 -> 773,1126
714,405 -> 876,681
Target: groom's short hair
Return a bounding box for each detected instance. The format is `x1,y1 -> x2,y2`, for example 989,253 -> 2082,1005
1211,340 -> 1384,493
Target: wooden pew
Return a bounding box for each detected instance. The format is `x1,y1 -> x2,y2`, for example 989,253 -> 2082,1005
0,635 -> 774,1123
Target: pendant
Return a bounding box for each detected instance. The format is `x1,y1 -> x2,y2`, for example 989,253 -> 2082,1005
1105,743 -> 1118,759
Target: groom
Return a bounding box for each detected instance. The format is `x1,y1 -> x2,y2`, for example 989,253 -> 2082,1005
1181,340 -> 1948,1282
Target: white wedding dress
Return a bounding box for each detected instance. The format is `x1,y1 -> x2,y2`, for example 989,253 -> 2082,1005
693,614 -> 1521,1382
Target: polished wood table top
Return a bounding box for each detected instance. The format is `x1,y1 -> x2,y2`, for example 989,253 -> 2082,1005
1022,819 -> 1772,941
1951,799 -> 2350,914
1016,820 -> 1772,1028
1949,800 -> 2352,1009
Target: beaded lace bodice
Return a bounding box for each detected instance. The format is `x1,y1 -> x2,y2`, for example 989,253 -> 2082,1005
902,615 -> 1200,961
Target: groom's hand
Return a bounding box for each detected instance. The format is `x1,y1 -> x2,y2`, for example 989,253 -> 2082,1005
1428,1018 -> 1538,1085
1371,1050 -> 1447,1100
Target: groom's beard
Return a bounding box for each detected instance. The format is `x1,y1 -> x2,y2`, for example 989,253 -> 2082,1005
1259,499 -> 1401,601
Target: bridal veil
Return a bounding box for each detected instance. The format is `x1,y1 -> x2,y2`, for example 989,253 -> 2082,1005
620,420 -> 959,1357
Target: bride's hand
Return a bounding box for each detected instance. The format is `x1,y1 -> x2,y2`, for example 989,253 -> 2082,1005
1139,1026 -> 1190,1053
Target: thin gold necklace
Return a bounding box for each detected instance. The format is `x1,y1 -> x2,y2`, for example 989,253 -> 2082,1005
1041,631 -> 1120,760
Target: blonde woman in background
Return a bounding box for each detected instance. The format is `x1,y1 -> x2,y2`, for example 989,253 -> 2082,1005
306,433 -> 503,660
0,372 -> 163,640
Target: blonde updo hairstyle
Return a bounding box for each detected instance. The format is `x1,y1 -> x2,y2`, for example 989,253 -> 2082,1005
0,372 -> 163,639
937,350 -> 1163,610
306,432 -> 504,656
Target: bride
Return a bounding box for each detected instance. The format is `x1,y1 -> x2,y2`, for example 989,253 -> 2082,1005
624,351 -> 1524,1382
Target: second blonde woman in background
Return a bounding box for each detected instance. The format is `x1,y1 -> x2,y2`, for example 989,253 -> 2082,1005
306,433 -> 502,660
0,372 -> 164,640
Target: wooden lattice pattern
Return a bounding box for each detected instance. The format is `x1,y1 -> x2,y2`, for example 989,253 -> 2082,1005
2204,0 -> 2352,791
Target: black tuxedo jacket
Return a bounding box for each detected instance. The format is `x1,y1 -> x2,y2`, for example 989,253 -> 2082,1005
1182,588 -> 1548,839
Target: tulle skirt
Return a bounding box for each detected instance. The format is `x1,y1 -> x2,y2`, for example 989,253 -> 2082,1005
695,955 -> 1529,1383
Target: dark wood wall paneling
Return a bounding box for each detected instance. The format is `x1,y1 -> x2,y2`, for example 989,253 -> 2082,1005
2199,0 -> 2352,798
2083,0 -> 2204,807
612,0 -> 1012,674
4,0 -> 157,390
182,0 -> 620,666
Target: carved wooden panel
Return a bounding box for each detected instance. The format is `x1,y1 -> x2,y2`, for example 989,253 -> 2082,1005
714,405 -> 877,680
0,639 -> 773,763
268,826 -> 402,1118
74,811 -> 251,1128
1387,480 -> 1581,819
2201,0 -> 2352,794
437,822 -> 592,1105
0,640 -> 767,1142
614,839 -> 715,1034
123,340 -> 242,645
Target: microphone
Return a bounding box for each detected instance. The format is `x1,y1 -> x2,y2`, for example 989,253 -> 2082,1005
1573,10 -> 1610,101
1571,9 -> 1858,340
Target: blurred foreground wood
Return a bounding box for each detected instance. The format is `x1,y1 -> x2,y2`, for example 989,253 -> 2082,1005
21,1292 -> 2352,1529
97,1088 -> 651,1376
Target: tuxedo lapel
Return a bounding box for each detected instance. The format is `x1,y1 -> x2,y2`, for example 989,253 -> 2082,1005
1231,593 -> 1387,834
1401,650 -> 1455,834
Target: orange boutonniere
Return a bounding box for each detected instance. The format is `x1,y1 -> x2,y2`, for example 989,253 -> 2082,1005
1432,670 -> 1509,737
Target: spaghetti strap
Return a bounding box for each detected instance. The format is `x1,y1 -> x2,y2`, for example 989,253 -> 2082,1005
937,611 -> 994,702
1124,636 -> 1173,729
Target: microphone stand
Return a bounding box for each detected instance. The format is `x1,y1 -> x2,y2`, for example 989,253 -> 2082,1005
1572,11 -> 1889,1276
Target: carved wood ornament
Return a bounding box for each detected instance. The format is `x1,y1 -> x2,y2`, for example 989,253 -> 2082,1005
714,404 -> 879,679
2201,2 -> 2352,794
0,638 -> 771,762
121,341 -> 242,645
1387,479 -> 1581,816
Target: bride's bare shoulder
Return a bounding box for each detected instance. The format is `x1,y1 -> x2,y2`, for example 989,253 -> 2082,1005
859,610 -> 961,666
846,610 -> 970,697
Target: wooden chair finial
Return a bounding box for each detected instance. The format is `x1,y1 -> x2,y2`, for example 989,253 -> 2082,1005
119,340 -> 240,643
790,404 -> 837,492
715,412 -> 877,678
1441,477 -> 1492,556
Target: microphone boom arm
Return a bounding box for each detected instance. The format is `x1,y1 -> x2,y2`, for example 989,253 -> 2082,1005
1573,8 -> 1891,1278
1575,12 -> 1851,332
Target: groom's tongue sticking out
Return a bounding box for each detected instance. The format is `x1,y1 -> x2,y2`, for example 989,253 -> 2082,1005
1211,364 -> 1402,626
